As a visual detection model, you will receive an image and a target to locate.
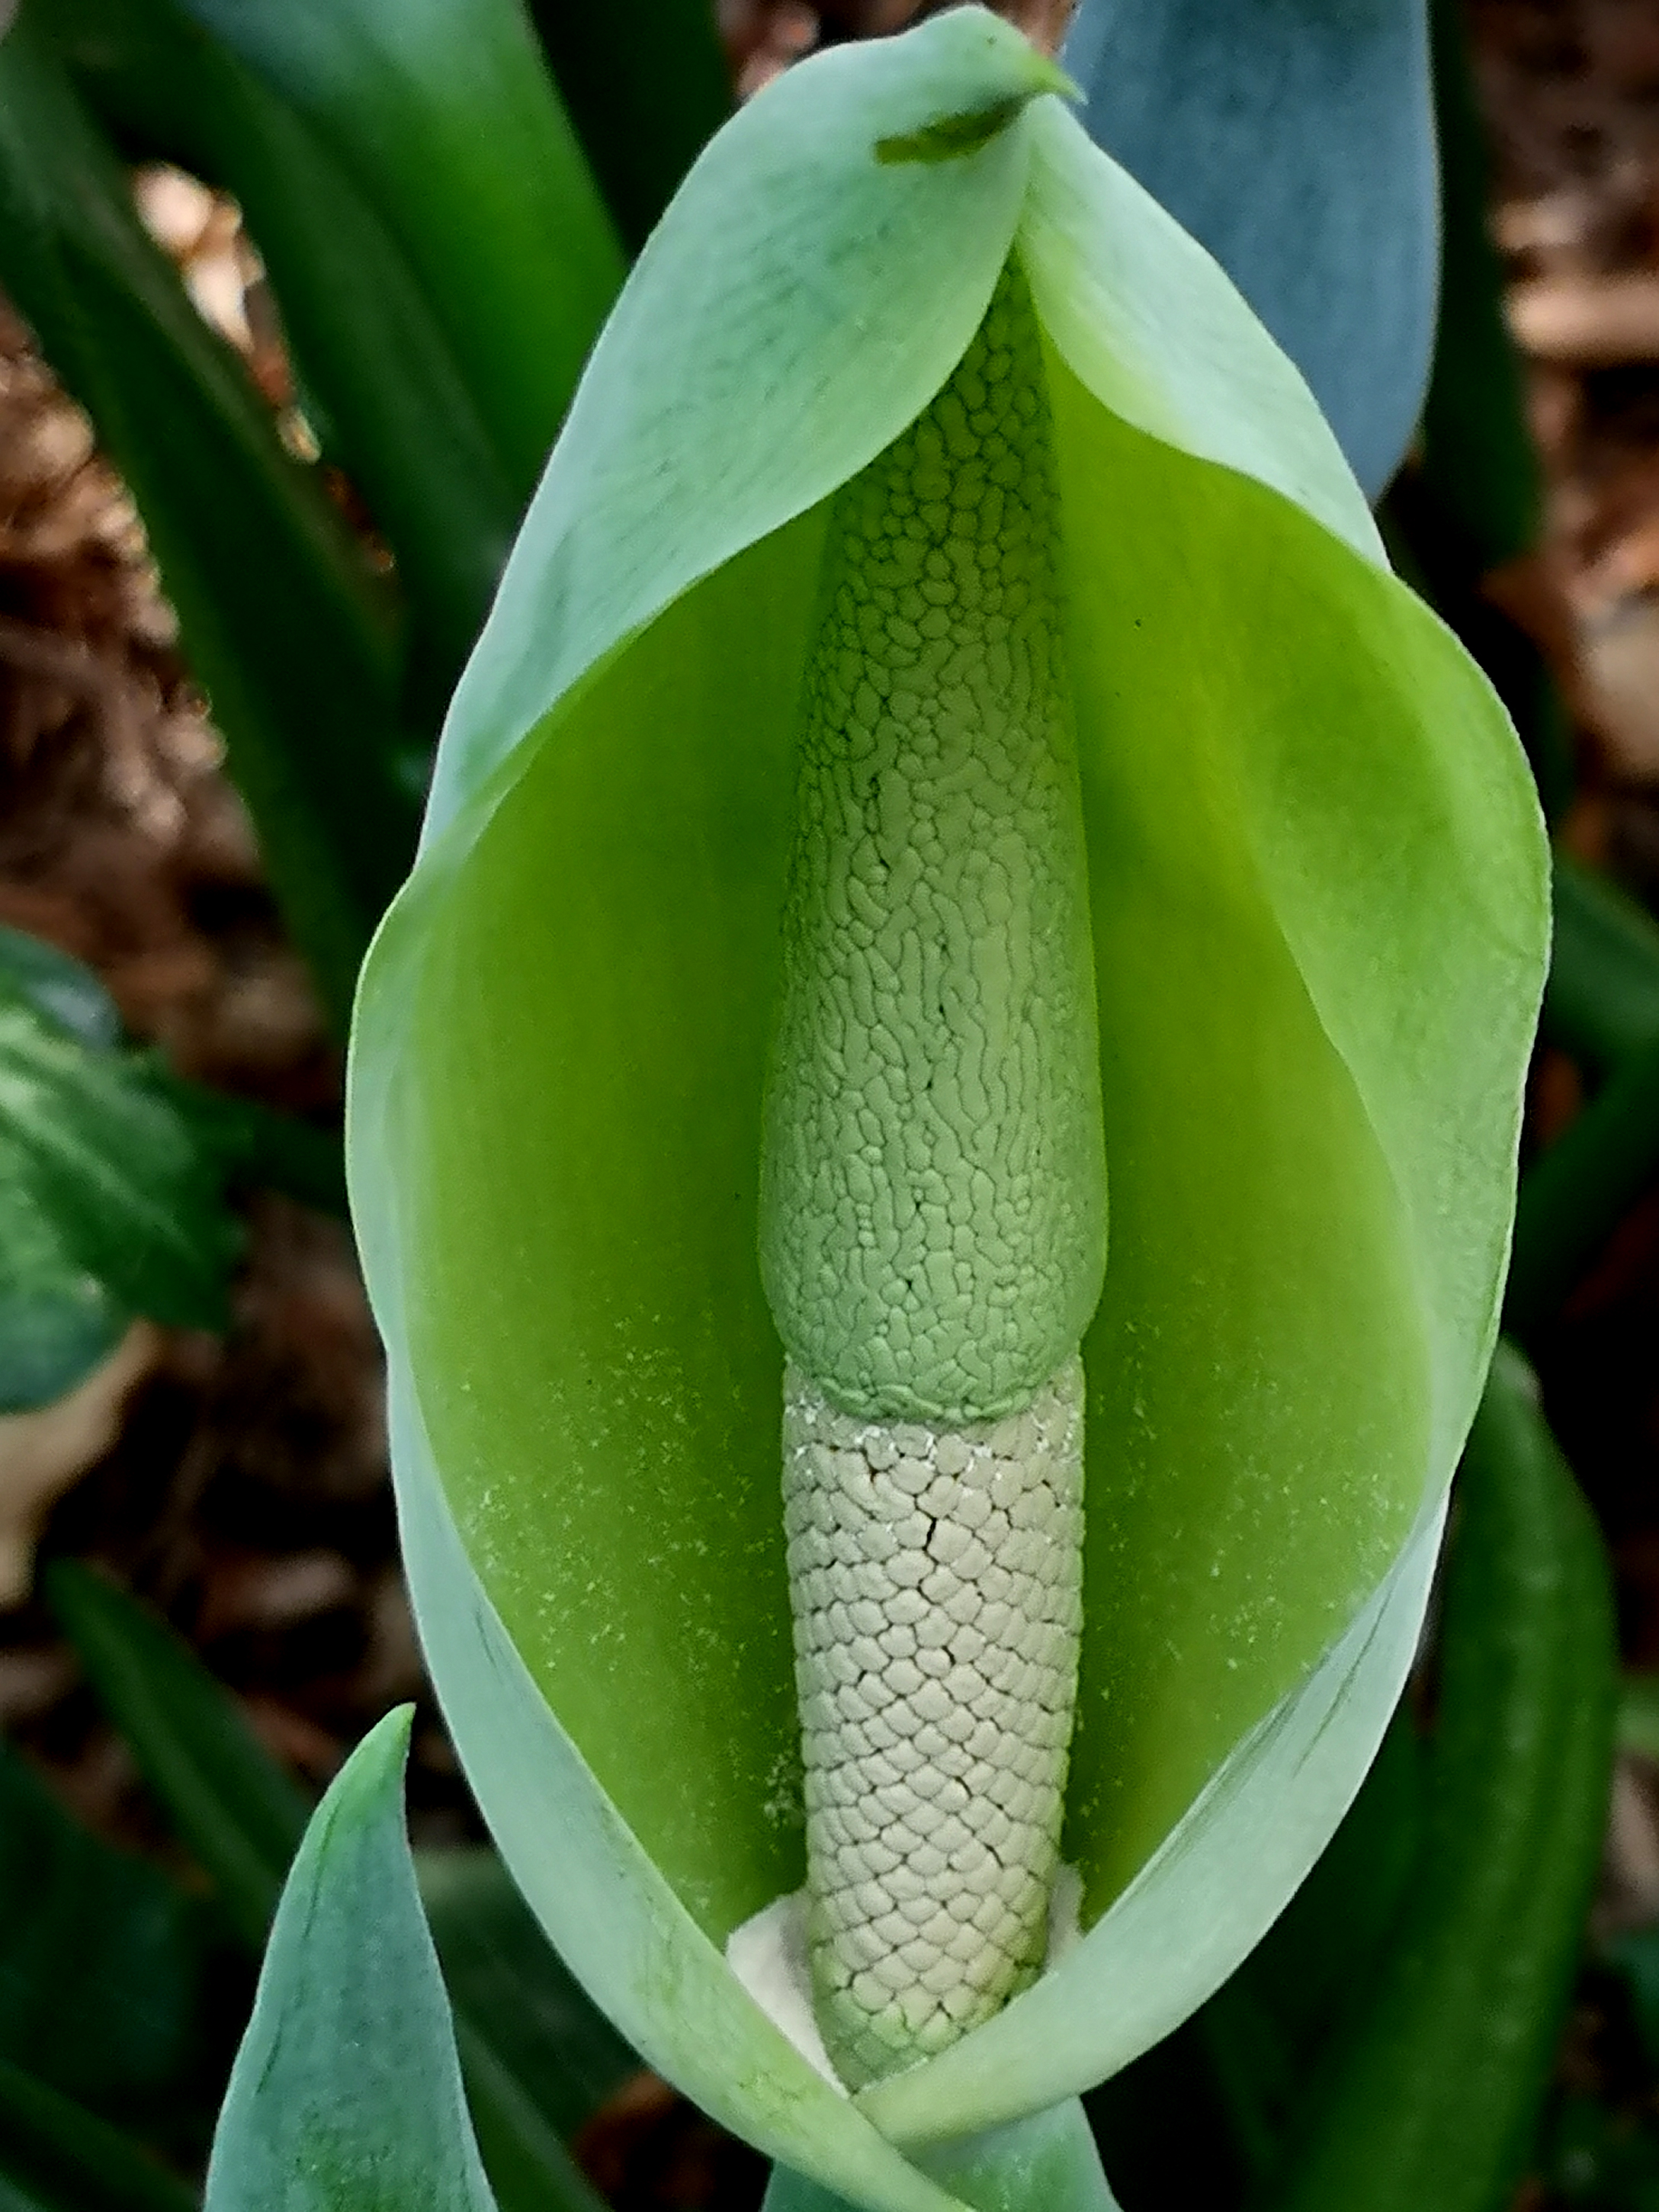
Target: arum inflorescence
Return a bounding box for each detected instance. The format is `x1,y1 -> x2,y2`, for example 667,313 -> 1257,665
762,264 -> 1104,2085
348,12 -> 1548,2210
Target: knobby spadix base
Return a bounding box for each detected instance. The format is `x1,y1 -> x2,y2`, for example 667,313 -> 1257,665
345,12 -> 1548,2212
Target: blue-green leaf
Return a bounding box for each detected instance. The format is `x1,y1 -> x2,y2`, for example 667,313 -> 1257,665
348,12 -> 1545,2201
1062,0 -> 1436,499
204,1707 -> 496,2212
50,1563 -> 628,2212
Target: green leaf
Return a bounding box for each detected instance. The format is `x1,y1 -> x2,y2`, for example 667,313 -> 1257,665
172,1084 -> 347,1219
0,1735 -> 207,2130
416,1848 -> 638,2141
169,0 -> 624,500
0,936 -> 240,1411
1381,0 -> 1571,823
0,917 -> 345,1229
49,1563 -> 634,2210
0,923 -> 120,1050
1187,1709 -> 1426,2185
1062,0 -> 1436,499
204,1707 -> 496,2212
524,0 -> 732,253
47,1559 -> 310,1948
0,2060 -> 196,2212
1417,0 -> 1542,576
1619,1672 -> 1659,1766
1507,1035 -> 1659,1332
348,11 -> 1545,2199
1263,1345 -> 1616,2212
1519,853 -> 1659,1331
1545,856 -> 1659,1071
40,0 -> 520,708
0,8 -> 420,1029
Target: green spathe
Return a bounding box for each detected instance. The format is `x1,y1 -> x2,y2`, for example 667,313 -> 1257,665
346,11 -> 1547,2210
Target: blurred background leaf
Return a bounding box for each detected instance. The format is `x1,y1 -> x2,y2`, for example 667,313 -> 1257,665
0,6 -> 421,1030
167,0 -> 624,503
524,0 -> 733,252
1061,0 -> 1437,500
39,0 -> 526,718
0,924 -> 238,1412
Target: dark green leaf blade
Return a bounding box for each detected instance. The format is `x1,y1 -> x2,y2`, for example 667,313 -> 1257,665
204,1706 -> 496,2212
0,2059 -> 194,2212
1417,0 -> 1542,577
42,0 -> 520,708
46,1559 -> 310,1948
1544,855 -> 1659,1073
0,8 -> 420,1028
524,0 -> 732,254
0,1737 -> 207,2129
1262,1345 -> 1616,2212
169,0 -> 624,499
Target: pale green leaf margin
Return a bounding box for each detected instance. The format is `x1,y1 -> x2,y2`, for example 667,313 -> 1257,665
348,11 -> 1546,2207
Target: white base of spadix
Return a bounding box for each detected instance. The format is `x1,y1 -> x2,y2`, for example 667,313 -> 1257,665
727,1865 -> 1083,2095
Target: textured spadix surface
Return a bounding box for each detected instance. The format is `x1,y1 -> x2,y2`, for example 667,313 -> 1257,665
347,12 -> 1547,2209
760,265 -> 1104,1427
786,1360 -> 1085,2086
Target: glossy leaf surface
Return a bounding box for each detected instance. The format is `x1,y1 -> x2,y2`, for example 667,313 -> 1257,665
1061,0 -> 1436,499
348,12 -> 1546,2201
0,8 -> 416,1026
171,0 -> 624,499
204,1708 -> 496,2212
42,0 -> 520,706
